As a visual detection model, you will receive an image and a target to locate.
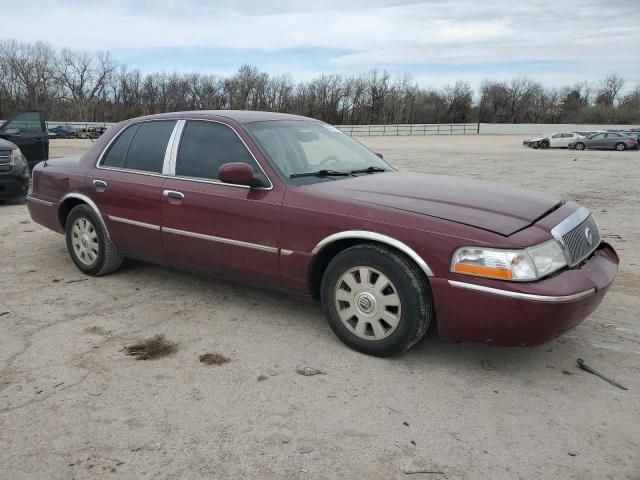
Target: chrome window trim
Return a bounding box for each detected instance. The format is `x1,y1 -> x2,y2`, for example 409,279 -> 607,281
163,120 -> 185,175
163,227 -> 278,253
96,119 -> 176,175
95,117 -> 274,191
26,195 -> 55,207
311,230 -> 435,277
107,215 -> 161,231
280,249 -> 294,256
448,280 -> 595,303
60,193 -> 111,239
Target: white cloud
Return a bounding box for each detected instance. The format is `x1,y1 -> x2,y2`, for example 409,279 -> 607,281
1,0 -> 638,87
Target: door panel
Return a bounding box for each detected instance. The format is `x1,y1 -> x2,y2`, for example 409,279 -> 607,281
549,134 -> 563,147
161,178 -> 283,287
88,170 -> 165,260
88,120 -> 177,260
0,112 -> 47,166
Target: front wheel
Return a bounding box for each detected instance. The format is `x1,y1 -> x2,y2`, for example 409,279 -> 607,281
574,142 -> 586,151
614,142 -> 626,151
65,204 -> 123,276
320,244 -> 433,356
539,141 -> 549,149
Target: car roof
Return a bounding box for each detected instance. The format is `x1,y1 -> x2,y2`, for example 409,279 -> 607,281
131,110 -> 319,125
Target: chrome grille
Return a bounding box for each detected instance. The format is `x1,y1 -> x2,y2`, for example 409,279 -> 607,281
0,150 -> 10,173
551,207 -> 600,267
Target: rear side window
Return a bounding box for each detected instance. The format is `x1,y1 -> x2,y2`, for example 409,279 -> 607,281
176,121 -> 267,184
101,121 -> 176,173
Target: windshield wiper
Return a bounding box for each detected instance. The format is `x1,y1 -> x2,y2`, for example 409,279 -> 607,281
290,169 -> 351,178
349,166 -> 388,174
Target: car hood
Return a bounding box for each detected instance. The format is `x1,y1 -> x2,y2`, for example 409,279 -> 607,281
0,137 -> 17,150
303,172 -> 561,236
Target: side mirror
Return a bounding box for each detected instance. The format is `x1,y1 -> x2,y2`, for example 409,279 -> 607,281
374,152 -> 384,160
219,162 -> 257,187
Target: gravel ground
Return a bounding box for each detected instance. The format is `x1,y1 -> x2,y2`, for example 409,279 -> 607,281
1,136 -> 638,479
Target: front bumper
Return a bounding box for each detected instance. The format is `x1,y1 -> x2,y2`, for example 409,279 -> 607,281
431,243 -> 619,346
0,165 -> 29,197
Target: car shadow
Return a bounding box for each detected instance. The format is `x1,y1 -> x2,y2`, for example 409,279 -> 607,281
115,258 -> 566,377
0,196 -> 27,206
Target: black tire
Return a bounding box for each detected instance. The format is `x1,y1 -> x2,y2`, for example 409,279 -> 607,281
65,204 -> 123,276
320,244 -> 433,357
574,142 -> 586,151
614,142 -> 625,151
539,141 -> 549,149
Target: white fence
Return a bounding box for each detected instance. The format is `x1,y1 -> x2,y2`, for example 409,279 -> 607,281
3,120 -> 637,136
338,123 -> 479,136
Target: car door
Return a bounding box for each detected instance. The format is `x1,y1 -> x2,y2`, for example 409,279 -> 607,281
588,133 -> 605,148
89,120 -> 177,261
161,119 -> 284,287
0,111 -> 48,168
559,133 -> 575,147
549,133 -> 563,147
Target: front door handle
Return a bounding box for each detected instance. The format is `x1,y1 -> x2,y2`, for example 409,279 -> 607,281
163,190 -> 185,200
93,179 -> 108,189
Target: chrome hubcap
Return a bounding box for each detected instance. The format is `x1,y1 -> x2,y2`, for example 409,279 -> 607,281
334,266 -> 401,341
71,217 -> 99,266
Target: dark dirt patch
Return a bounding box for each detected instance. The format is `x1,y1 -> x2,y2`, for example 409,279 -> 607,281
124,335 -> 177,360
257,374 -> 268,381
199,353 -> 231,366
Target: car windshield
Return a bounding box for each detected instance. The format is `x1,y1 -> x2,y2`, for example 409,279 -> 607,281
245,120 -> 392,182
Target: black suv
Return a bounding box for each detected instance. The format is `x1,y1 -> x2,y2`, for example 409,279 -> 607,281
0,111 -> 49,199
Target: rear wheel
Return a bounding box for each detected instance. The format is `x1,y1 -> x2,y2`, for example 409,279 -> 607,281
574,142 -> 586,151
615,142 -> 626,151
320,244 -> 433,356
65,204 -> 123,276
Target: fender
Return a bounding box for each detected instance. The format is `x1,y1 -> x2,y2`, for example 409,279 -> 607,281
311,230 -> 435,277
60,192 -> 112,240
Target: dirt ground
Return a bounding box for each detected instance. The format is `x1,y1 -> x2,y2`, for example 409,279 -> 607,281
1,136 -> 639,479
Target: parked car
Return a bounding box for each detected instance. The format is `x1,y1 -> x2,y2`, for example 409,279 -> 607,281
568,132 -> 639,151
49,125 -> 77,139
0,111 -> 49,170
0,137 -> 30,199
27,111 -> 618,356
523,132 -> 585,149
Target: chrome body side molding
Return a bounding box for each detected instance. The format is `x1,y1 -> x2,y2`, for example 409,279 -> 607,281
311,230 -> 435,277
448,280 -> 595,303
107,215 -> 161,231
163,227 -> 278,253
26,195 -> 55,207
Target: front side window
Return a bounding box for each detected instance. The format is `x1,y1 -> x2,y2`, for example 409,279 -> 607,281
101,121 -> 175,173
1,112 -> 42,133
175,121 -> 267,184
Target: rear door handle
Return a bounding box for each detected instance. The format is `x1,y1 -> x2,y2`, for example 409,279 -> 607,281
163,190 -> 184,200
93,179 -> 108,189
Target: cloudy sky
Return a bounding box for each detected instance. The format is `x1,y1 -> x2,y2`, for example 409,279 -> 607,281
5,0 -> 639,89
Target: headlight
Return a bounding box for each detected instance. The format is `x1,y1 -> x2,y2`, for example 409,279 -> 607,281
451,239 -> 567,281
9,148 -> 26,166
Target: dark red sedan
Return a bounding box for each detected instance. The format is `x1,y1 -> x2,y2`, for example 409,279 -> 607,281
27,111 -> 619,356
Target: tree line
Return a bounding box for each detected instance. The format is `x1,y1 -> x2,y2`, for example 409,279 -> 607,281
1,39 -> 638,125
